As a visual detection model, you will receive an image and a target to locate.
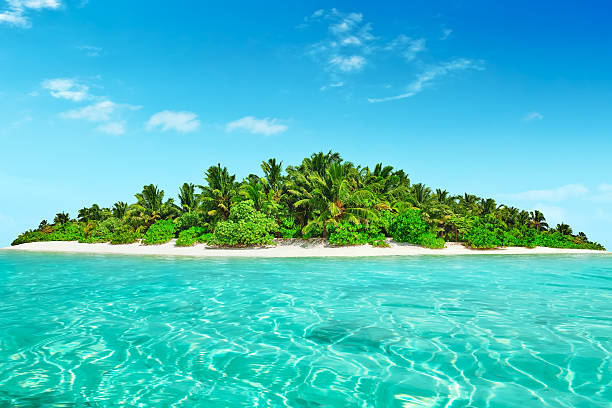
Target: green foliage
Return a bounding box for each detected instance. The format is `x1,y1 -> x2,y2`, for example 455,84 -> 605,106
11,222 -> 85,246
388,209 -> 430,243
279,217 -> 300,238
142,220 -> 176,245
328,222 -> 387,247
110,227 -> 142,245
176,227 -> 208,247
419,232 -> 445,249
174,212 -> 204,232
209,200 -> 278,247
10,151 -> 605,252
198,232 -> 213,243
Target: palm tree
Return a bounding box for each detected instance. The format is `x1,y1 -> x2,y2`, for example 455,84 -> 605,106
555,223 -> 573,235
529,210 -> 549,231
261,158 -> 283,192
112,201 -> 128,219
135,185 -> 164,213
292,162 -> 374,236
198,164 -> 237,220
130,185 -> 178,223
435,189 -> 450,204
409,183 -> 432,209
38,220 -> 49,230
458,193 -> 479,213
178,183 -> 198,213
479,198 -> 497,215
53,212 -> 70,225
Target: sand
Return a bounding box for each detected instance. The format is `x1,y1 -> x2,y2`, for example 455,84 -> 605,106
2,239 -> 608,258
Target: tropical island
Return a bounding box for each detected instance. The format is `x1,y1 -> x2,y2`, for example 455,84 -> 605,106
8,152 -> 606,254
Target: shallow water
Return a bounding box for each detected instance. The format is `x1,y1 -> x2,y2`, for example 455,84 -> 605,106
0,252 -> 611,407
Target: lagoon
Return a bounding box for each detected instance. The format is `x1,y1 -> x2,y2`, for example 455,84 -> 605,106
0,252 -> 610,407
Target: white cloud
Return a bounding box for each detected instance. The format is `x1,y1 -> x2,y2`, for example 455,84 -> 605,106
441,28 -> 453,40
305,9 -> 375,78
320,81 -> 344,91
510,184 -> 589,201
42,78 -> 89,101
78,45 -> 102,57
524,111 -> 543,122
598,183 -> 612,192
226,116 -> 287,136
97,121 -> 125,135
22,0 -> 59,8
146,111 -> 200,133
330,12 -> 362,34
385,35 -> 426,61
62,100 -> 116,122
368,58 -> 484,103
329,55 -> 365,72
0,0 -> 60,27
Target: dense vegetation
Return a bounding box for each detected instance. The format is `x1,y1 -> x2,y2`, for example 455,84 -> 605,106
11,152 -> 605,250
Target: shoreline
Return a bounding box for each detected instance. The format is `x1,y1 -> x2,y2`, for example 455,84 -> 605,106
2,239 -> 609,258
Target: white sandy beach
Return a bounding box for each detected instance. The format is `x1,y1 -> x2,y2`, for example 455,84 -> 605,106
2,239 -> 608,257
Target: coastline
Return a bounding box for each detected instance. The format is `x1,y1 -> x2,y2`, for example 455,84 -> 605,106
2,239 -> 608,258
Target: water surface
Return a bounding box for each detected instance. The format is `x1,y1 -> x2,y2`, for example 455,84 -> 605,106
0,252 -> 611,407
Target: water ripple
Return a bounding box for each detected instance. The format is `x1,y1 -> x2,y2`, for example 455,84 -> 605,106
0,253 -> 611,407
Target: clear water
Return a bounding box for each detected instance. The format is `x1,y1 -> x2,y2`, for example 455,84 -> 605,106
0,252 -> 611,407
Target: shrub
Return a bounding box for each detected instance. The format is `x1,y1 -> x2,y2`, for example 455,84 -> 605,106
174,212 -> 204,232
328,222 -> 387,247
110,227 -> 142,245
12,222 -> 86,245
279,217 -> 300,238
198,232 -> 213,243
209,200 -> 278,247
176,227 -> 208,247
142,220 -> 176,245
420,232 -> 445,249
388,209 -> 430,243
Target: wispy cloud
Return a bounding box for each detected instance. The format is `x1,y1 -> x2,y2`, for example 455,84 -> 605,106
226,116 -> 287,136
146,111 -> 200,133
509,184 -> 589,202
320,81 -> 344,91
97,121 -> 125,135
385,35 -> 426,61
42,78 -> 89,101
524,111 -> 543,122
62,100 -> 116,121
329,55 -> 365,72
303,9 -> 482,99
306,8 -> 376,78
78,45 -> 102,57
0,0 -> 61,27
368,58 -> 484,103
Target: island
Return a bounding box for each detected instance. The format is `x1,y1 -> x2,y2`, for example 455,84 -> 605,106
7,152 -> 606,255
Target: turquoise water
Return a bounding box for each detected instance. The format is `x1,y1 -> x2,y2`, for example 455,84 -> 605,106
0,253 -> 611,407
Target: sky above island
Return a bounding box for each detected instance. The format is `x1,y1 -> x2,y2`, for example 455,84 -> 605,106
1,0 -> 611,248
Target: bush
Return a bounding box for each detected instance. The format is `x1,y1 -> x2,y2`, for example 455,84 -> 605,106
110,227 -> 142,245
142,220 -> 176,245
387,209 -> 443,248
388,209 -> 430,243
279,217 -> 300,238
174,212 -> 204,232
198,233 -> 213,243
328,222 -> 387,247
12,222 -> 86,245
419,232 -> 445,249
176,227 -> 208,247
209,200 -> 278,247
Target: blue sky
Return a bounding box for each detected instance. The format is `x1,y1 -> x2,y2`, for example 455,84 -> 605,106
1,0 -> 611,248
